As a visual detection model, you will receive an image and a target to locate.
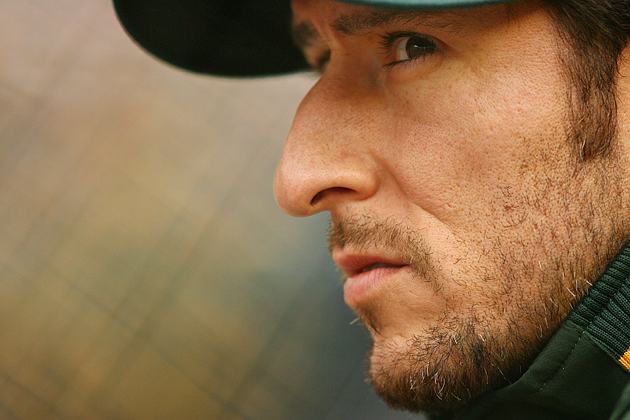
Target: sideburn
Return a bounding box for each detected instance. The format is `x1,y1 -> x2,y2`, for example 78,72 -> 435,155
544,0 -> 629,161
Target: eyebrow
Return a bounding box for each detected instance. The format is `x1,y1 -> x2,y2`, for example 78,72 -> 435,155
291,10 -> 465,50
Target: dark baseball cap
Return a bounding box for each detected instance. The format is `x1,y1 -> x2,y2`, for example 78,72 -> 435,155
113,0 -> 509,77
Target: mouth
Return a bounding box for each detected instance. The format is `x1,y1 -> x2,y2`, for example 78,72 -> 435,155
332,252 -> 410,306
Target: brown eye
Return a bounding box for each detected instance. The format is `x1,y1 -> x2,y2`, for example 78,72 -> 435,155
394,35 -> 437,62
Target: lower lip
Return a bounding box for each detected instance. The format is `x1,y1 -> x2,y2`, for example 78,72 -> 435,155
343,266 -> 409,306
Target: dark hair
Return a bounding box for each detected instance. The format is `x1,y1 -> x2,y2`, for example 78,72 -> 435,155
543,0 -> 630,160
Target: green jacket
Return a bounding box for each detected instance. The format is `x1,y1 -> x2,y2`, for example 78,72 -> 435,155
448,242 -> 630,419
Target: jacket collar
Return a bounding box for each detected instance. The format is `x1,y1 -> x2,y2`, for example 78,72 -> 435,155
452,241 -> 630,419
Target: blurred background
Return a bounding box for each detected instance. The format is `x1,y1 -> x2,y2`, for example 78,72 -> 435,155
0,1 -> 420,419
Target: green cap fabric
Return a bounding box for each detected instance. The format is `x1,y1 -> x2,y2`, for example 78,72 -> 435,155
113,0 -> 509,77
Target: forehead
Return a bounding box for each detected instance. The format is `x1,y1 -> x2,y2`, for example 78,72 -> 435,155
292,0 -> 470,22
290,0 -> 516,48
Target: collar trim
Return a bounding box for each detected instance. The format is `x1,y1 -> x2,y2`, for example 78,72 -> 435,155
569,242 -> 630,371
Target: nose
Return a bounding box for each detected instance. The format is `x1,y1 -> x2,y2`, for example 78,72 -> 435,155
274,77 -> 380,217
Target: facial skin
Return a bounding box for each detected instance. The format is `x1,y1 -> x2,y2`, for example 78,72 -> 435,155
274,0 -> 629,415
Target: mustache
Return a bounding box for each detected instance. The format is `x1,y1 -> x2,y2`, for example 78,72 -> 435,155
327,215 -> 434,277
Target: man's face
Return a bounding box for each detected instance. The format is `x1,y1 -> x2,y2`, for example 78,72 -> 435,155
274,0 -> 628,414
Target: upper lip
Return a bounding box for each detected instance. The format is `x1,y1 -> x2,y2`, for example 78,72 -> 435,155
332,249 -> 409,278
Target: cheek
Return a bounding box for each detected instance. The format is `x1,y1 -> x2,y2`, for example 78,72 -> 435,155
380,56 -> 568,226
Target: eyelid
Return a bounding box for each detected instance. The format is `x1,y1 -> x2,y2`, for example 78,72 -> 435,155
380,32 -> 438,67
304,32 -> 437,73
380,31 -> 412,51
379,31 -> 435,52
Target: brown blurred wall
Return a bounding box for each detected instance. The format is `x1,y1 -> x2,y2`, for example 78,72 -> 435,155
0,2 -> 422,419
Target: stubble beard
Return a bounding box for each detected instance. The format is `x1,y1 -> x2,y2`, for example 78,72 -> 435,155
328,128 -> 627,415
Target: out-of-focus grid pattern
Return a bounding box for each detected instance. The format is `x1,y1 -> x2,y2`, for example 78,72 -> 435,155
0,1 -> 421,419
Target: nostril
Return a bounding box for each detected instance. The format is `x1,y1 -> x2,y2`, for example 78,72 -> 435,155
310,187 -> 355,207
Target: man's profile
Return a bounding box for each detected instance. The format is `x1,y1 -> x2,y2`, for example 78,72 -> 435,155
114,0 -> 629,418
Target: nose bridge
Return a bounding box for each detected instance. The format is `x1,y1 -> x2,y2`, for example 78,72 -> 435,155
292,74 -> 368,154
274,74 -> 381,216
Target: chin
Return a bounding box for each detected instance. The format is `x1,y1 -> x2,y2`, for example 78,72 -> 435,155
365,316 -> 542,416
366,336 -> 471,415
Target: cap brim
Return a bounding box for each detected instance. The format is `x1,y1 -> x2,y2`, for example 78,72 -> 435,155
113,0 -> 509,77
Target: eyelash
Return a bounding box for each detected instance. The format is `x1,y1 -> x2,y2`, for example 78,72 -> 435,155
379,31 -> 438,68
310,31 -> 438,73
